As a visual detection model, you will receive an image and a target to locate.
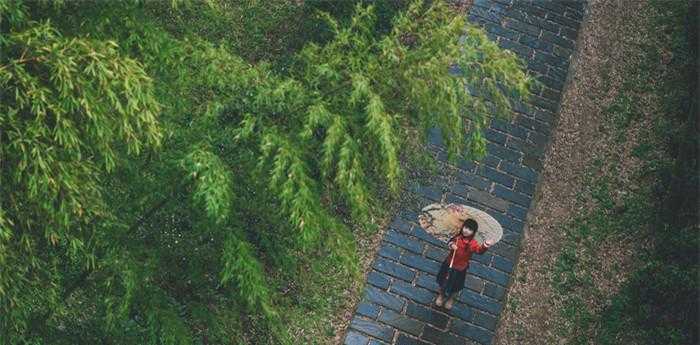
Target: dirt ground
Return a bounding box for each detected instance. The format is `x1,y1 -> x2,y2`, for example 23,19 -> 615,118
493,0 -> 656,343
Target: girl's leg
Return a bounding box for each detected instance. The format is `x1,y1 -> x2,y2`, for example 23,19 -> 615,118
444,292 -> 456,309
435,288 -> 445,306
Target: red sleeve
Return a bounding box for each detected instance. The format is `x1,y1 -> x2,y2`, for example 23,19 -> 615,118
472,240 -> 488,254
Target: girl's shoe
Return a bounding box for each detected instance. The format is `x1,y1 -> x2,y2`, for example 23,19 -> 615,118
444,296 -> 455,310
435,294 -> 444,307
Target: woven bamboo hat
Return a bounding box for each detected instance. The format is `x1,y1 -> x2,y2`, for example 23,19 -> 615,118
417,202 -> 503,245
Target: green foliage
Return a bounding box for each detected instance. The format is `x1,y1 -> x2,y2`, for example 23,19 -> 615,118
1,0 -> 532,343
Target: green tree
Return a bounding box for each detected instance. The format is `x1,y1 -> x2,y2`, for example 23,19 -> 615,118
1,0 -> 531,343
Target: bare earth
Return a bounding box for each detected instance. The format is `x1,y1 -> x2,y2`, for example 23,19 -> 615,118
494,0 -> 659,344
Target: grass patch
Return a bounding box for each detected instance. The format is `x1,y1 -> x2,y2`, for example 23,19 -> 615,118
550,1 -> 698,344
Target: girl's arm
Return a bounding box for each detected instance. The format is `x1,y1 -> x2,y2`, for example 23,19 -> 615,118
473,240 -> 489,254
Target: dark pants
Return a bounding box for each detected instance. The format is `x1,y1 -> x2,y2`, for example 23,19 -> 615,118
436,258 -> 467,297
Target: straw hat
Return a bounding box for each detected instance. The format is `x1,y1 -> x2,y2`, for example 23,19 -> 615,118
417,202 -> 503,245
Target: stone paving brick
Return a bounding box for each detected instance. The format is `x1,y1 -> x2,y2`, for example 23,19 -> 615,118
400,252 -> 441,276
458,289 -> 503,315
484,282 -> 507,301
451,319 -> 495,345
385,230 -> 423,254
396,333 -> 431,345
367,270 -> 391,290
344,330 -> 370,345
415,272 -> 440,293
364,286 -> 405,312
448,301 -> 473,323
368,340 -> 387,345
390,280 -> 435,305
377,242 -> 401,261
389,217 -> 413,234
372,257 -> 416,282
500,161 -> 539,183
454,172 -> 491,193
411,226 -> 446,248
378,309 -> 425,337
469,262 -> 510,286
424,245 -> 448,262
473,309 -> 499,331
422,325 -> 469,345
493,255 -> 515,274
406,301 -> 450,329
475,166 -> 511,189
349,317 -> 394,343
493,184 -> 532,208
467,185 -> 509,212
357,301 -> 381,319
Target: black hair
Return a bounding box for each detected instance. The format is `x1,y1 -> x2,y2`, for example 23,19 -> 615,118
461,218 -> 478,237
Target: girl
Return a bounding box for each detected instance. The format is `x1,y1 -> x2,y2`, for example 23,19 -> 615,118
435,218 -> 493,310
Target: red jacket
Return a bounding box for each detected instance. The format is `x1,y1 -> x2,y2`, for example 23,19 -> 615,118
446,235 -> 488,271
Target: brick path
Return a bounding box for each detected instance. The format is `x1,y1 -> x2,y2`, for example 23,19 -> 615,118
343,1 -> 587,344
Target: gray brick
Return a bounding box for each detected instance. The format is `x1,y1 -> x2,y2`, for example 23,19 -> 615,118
547,12 -> 580,30
400,252 -> 441,275
507,203 -> 527,220
489,241 -> 518,261
468,244 -> 491,262
385,230 -> 423,254
457,289 -> 503,315
368,270 -> 392,289
478,154 -> 501,168
493,184 -> 532,207
484,128 -> 507,145
421,325 -> 468,345
389,217 -> 413,234
484,22 -> 519,41
484,282 -> 506,301
451,319 -> 495,344
373,257 -> 416,282
457,158 -> 477,173
493,255 -> 515,273
467,186 -> 509,212
390,280 -> 435,305
414,184 -> 442,202
474,312 -> 499,332
445,193 -> 468,207
406,301 -> 449,329
350,317 -> 394,343
378,309 -> 425,337
540,30 -> 575,50
368,341 -> 387,345
357,301 -> 381,319
486,142 -> 522,162
378,242 -> 401,261
528,130 -> 549,150
457,172 -> 492,192
523,153 -> 545,171
501,161 -> 539,183
535,0 -> 567,14
515,179 -> 535,196
516,115 -> 552,136
415,272 -> 440,293
470,5 -> 501,23
427,126 -> 444,147
560,25 -> 578,41
505,135 -> 527,152
537,73 -> 565,90
345,330 -> 370,345
465,274 -> 486,293
365,286 -> 405,312
503,18 -> 541,36
528,59 -> 548,74
448,301 -> 473,322
519,33 -> 554,53
396,333 -> 430,345
410,226 -> 446,248
498,37 -> 534,59
541,86 -> 562,102
501,229 -> 522,246
468,261 -> 510,286
491,213 -> 524,233
477,165 -> 514,189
